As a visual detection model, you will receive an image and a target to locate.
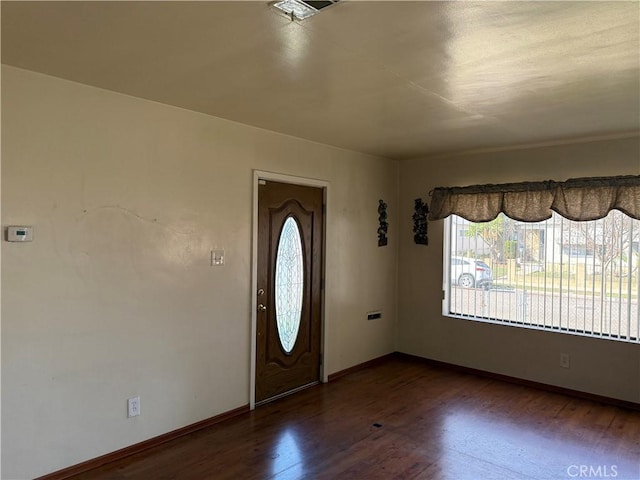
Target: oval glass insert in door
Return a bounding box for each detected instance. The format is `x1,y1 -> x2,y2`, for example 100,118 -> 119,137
274,216 -> 305,353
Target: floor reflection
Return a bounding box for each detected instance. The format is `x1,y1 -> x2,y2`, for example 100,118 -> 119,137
271,427 -> 304,479
441,411 -> 639,480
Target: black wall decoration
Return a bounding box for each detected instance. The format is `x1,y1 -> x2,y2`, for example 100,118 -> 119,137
413,198 -> 429,245
377,199 -> 388,247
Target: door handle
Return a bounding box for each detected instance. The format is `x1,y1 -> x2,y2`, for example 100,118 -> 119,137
258,304 -> 267,312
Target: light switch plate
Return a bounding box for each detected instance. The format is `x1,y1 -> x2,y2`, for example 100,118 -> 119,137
211,249 -> 225,266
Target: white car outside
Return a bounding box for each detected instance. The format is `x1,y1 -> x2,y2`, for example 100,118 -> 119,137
451,256 -> 493,288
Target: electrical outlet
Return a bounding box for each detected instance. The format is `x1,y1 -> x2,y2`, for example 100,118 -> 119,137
560,353 -> 570,369
127,396 -> 140,417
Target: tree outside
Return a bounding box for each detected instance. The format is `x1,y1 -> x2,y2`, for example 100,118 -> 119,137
465,213 -> 515,263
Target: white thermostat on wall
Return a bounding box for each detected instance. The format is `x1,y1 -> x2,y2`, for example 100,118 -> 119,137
7,226 -> 33,242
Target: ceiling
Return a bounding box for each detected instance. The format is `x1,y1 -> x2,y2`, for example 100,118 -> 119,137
2,1 -> 639,160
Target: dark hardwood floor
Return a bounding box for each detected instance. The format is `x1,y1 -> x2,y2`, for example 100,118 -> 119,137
69,355 -> 640,480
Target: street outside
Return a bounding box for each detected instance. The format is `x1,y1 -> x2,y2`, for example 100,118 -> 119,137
449,285 -> 639,340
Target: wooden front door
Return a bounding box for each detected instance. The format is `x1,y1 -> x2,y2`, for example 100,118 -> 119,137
256,180 -> 324,404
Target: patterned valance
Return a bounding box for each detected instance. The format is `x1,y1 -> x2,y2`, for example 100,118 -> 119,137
429,175 -> 640,222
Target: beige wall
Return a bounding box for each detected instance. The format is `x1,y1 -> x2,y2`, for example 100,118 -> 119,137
3,63 -> 639,480
1,66 -> 399,479
398,136 -> 640,403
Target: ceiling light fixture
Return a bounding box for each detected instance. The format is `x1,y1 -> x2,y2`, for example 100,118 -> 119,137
271,0 -> 338,21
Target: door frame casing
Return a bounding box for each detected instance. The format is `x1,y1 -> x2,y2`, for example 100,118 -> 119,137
250,170 -> 329,410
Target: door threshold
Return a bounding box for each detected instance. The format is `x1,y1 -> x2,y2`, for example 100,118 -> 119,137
255,381 -> 320,407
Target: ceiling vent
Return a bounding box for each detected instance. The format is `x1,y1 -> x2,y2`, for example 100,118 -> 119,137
272,0 -> 339,20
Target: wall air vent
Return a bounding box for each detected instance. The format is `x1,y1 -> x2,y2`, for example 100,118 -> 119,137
272,0 -> 339,20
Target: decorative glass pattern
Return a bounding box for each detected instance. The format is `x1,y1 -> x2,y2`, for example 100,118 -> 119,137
275,216 -> 304,353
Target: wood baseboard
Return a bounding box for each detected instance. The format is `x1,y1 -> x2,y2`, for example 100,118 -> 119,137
36,404 -> 250,480
33,352 -> 639,479
327,352 -> 395,382
394,352 -> 640,412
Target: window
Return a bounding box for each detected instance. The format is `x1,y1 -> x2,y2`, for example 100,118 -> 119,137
445,211 -> 639,342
